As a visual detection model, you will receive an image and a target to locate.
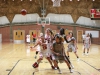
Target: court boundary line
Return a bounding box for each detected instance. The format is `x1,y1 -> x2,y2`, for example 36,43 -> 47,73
32,69 -> 81,75
80,59 -> 100,72
6,58 -> 100,75
7,59 -> 20,75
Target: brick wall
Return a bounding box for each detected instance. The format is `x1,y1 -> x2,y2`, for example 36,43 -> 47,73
0,24 -> 100,44
0,26 -> 10,42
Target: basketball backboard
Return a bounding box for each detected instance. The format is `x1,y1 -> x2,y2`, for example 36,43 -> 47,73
37,17 -> 50,27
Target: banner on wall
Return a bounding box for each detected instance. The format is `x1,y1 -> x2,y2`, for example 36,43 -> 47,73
90,9 -> 100,20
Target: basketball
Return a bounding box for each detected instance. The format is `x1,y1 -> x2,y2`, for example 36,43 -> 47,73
21,9 -> 27,15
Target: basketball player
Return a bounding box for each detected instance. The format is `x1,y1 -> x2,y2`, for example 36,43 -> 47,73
45,28 -> 55,69
26,34 -> 30,44
30,33 -> 43,59
83,33 -> 91,55
59,28 -> 65,36
82,33 -> 86,44
51,35 -> 73,73
32,33 -> 54,69
32,33 -> 36,43
65,32 -> 79,61
56,28 -> 74,68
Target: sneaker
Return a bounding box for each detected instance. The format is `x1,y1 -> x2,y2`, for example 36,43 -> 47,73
68,56 -> 70,59
58,69 -> 62,74
51,66 -> 55,69
69,69 -> 73,73
34,56 -> 37,59
82,53 -> 85,55
77,58 -> 80,61
54,67 -> 57,70
86,53 -> 88,55
71,65 -> 74,69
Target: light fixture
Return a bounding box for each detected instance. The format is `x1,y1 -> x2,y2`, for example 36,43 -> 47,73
77,0 -> 80,1
70,0 -> 72,1
93,0 -> 95,1
30,0 -> 32,1
21,0 -> 23,1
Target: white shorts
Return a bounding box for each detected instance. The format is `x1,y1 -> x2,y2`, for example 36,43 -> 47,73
84,43 -> 90,49
39,50 -> 48,58
51,54 -> 56,60
51,54 -> 65,63
67,44 -> 77,52
36,45 -> 40,52
46,43 -> 53,57
45,50 -> 52,57
26,39 -> 30,43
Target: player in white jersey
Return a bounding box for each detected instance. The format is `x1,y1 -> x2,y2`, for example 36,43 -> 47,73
26,34 -> 30,44
45,28 -> 54,55
45,28 -> 55,69
65,32 -> 79,61
32,32 -> 54,69
83,33 -> 91,55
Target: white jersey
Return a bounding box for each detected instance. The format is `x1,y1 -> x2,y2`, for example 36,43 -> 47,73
84,37 -> 90,48
67,37 -> 71,42
39,44 -> 48,58
26,35 -> 30,42
84,37 -> 90,44
45,34 -> 52,49
67,37 -> 77,52
84,37 -> 90,49
39,45 -> 47,52
82,35 -> 86,40
45,34 -> 53,56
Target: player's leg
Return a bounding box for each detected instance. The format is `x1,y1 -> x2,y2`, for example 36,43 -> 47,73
64,59 -> 73,73
32,57 -> 43,68
46,57 -> 54,69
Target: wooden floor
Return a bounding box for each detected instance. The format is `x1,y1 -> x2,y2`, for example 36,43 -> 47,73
0,42 -> 100,75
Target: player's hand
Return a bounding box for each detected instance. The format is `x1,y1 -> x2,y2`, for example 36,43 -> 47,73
30,46 -> 33,49
30,46 -> 33,50
30,46 -> 36,51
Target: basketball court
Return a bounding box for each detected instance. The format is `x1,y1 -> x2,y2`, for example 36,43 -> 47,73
0,43 -> 100,75
0,0 -> 100,75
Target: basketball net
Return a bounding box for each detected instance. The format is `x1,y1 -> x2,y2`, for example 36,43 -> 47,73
42,23 -> 45,27
52,0 -> 64,7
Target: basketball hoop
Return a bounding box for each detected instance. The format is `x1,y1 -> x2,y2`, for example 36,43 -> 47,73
52,0 -> 64,7
37,17 -> 50,27
37,21 -> 46,27
42,23 -> 46,27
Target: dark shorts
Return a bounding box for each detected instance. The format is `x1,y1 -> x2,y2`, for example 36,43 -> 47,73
33,38 -> 36,42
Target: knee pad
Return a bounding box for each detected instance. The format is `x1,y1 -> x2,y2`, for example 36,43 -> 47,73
32,62 -> 38,68
36,51 -> 38,55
